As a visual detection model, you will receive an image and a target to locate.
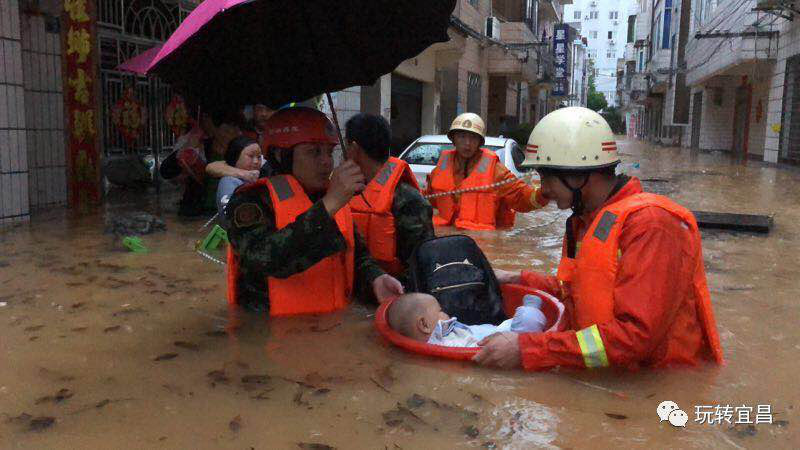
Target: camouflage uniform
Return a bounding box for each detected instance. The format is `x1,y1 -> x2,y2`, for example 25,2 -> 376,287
390,181 -> 436,282
225,183 -> 386,312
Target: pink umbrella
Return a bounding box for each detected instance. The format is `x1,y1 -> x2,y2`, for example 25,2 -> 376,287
116,0 -> 249,75
116,44 -> 162,75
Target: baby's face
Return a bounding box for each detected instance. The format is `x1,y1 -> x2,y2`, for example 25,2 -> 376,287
419,294 -> 450,334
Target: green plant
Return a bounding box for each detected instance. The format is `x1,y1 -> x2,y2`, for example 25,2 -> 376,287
587,73 -> 607,112
601,106 -> 626,134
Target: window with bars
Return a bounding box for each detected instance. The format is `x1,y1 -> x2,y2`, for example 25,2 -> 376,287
574,11 -> 581,19
589,11 -> 598,19
467,72 -> 482,114
609,11 -> 618,20
590,31 -> 597,39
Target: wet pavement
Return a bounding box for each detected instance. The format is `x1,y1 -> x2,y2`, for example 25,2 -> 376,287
0,138 -> 797,448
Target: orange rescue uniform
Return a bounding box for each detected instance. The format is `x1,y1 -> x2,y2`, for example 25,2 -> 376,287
349,157 -> 420,276
426,148 -> 547,230
517,177 -> 724,370
227,175 -> 354,316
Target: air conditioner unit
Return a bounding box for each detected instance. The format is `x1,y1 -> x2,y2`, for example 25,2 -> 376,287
485,17 -> 501,40
609,40 -> 616,46
590,1 -> 597,7
613,20 -> 619,26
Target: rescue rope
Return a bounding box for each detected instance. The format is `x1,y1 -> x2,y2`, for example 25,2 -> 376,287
199,213 -> 218,232
422,171 -> 537,200
197,249 -> 225,266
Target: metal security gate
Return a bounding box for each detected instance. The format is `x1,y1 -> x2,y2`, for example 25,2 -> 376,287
781,55 -> 800,163
96,0 -> 194,159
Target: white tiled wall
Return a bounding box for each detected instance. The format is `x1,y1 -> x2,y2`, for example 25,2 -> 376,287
321,86 -> 362,131
21,13 -> 65,209
0,0 -> 29,224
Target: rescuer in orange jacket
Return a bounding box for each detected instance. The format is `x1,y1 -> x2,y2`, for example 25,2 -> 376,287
344,113 -> 435,279
425,113 -> 549,230
224,107 -> 403,315
473,107 -> 724,370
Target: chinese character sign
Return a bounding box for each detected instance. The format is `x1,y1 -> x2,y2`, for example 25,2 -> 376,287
552,24 -> 570,97
63,0 -> 100,210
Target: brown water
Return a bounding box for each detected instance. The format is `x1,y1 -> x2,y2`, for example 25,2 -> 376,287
1,139 -> 797,449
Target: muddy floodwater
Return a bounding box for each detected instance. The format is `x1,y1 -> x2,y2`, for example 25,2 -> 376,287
1,139 -> 798,448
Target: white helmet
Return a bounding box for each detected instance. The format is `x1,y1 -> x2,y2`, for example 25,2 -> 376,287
522,107 -> 619,171
447,112 -> 486,145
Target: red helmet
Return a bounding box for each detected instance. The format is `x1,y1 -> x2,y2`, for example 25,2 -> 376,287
261,107 -> 339,150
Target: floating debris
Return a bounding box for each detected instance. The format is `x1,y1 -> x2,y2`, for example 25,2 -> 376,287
241,374 -> 271,385
105,212 -> 166,236
207,370 -> 230,385
297,443 -> 335,450
153,353 -> 179,361
463,424 -> 480,438
28,416 -> 55,432
35,388 -> 74,405
229,415 -> 242,432
174,341 -> 200,351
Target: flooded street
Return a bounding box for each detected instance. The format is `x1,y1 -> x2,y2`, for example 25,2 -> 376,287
1,138 -> 797,448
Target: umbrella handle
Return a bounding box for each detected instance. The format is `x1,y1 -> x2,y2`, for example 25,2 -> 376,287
325,92 -> 372,209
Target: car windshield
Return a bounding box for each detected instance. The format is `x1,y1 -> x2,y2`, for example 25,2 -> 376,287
401,143 -> 503,165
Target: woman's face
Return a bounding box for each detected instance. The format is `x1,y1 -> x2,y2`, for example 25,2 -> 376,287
235,143 -> 262,171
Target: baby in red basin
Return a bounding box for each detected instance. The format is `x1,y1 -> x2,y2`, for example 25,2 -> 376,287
386,292 -> 548,347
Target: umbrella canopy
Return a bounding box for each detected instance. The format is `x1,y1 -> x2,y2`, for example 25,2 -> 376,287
119,0 -> 456,112
116,44 -> 162,75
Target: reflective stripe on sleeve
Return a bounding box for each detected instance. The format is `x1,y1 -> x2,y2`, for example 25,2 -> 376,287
575,324 -> 610,368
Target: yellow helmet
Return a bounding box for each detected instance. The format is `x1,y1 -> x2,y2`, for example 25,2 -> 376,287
522,107 -> 619,171
447,113 -> 486,145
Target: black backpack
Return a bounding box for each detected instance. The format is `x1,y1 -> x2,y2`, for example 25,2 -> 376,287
408,235 -> 506,325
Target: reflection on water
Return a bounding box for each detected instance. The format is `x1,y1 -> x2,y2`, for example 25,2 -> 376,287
1,140 -> 797,448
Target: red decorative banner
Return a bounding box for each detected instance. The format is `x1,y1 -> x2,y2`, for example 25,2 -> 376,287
111,87 -> 147,145
63,0 -> 100,210
164,94 -> 190,137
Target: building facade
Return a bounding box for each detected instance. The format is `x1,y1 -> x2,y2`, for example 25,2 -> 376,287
1,0 -> 572,224
620,0 -> 800,166
564,0 -> 636,106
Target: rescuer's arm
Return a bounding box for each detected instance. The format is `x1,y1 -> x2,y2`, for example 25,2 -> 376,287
226,186 -> 348,279
353,230 -> 387,290
494,164 -> 549,212
481,208 -> 691,370
205,160 -> 259,182
392,182 -> 436,264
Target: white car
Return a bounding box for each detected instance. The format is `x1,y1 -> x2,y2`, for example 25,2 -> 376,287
397,135 -> 529,189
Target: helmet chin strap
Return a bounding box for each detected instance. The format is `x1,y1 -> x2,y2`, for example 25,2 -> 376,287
557,173 -> 590,216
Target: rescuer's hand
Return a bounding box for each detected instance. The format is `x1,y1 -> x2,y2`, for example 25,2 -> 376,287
237,169 -> 260,183
372,274 -> 404,304
531,188 -> 550,208
472,332 -> 522,369
323,161 -> 366,215
494,269 -> 521,284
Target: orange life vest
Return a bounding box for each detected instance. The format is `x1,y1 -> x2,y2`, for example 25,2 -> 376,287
226,175 -> 355,316
428,148 -> 515,230
556,192 -> 724,366
349,157 -> 420,275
